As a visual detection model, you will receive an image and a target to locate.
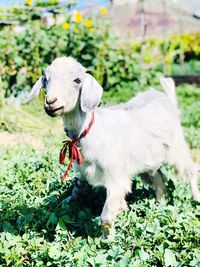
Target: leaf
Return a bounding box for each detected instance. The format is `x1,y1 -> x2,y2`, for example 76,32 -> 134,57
61,215 -> 73,224
48,244 -> 61,260
46,213 -> 58,227
135,248 -> 149,261
58,218 -> 66,230
140,248 -> 149,261
95,253 -> 107,264
164,249 -> 177,267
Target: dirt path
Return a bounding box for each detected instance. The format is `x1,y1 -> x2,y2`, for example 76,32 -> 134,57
0,132 -> 44,149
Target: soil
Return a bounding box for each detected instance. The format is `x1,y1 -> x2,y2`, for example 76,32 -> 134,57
0,132 -> 44,149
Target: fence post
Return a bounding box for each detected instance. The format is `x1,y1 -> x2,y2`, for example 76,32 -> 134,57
139,0 -> 147,82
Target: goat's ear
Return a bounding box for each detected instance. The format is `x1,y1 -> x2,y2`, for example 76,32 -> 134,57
80,73 -> 103,112
23,77 -> 43,104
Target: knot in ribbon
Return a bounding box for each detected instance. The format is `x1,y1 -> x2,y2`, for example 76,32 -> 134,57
59,113 -> 94,181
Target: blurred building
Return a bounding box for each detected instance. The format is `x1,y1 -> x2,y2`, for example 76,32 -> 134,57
106,0 -> 200,39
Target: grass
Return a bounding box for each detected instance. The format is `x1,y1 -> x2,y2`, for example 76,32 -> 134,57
0,84 -> 200,266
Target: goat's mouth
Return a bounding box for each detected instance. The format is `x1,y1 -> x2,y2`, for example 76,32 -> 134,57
45,106 -> 64,117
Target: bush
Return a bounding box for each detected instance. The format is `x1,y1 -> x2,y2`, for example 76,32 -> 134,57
0,9 -> 143,98
0,145 -> 199,267
0,5 -> 200,100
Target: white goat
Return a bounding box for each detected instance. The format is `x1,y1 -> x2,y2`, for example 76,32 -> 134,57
27,57 -> 200,238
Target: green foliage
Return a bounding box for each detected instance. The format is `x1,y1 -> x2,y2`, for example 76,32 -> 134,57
133,33 -> 200,75
0,5 -> 200,101
35,0 -> 59,7
0,83 -> 200,266
175,85 -> 200,148
0,11 -> 144,99
172,60 -> 200,75
0,144 -> 199,266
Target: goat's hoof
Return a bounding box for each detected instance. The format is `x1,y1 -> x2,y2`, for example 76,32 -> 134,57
101,220 -> 111,239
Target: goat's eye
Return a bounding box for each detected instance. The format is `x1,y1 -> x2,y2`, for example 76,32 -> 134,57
73,78 -> 81,84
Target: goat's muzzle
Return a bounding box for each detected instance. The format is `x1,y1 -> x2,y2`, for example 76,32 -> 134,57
44,97 -> 64,117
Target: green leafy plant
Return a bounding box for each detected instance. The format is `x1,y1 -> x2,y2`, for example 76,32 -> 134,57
0,4 -> 200,101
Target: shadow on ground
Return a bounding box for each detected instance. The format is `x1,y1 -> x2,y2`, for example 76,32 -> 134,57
0,174 -> 176,241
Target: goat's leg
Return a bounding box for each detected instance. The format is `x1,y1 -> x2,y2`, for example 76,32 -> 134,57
142,171 -> 167,200
179,165 -> 200,202
169,147 -> 200,201
71,176 -> 82,200
101,182 -> 130,238
71,176 -> 91,200
71,163 -> 89,200
167,128 -> 200,201
189,174 -> 200,202
152,171 -> 167,200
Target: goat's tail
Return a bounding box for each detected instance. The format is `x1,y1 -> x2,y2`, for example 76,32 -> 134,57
160,77 -> 177,107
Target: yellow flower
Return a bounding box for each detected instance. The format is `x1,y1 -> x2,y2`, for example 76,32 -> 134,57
89,28 -> 94,33
100,7 -> 107,15
75,12 -> 83,24
62,22 -> 70,30
85,19 -> 92,28
25,0 -> 33,5
73,27 -> 79,33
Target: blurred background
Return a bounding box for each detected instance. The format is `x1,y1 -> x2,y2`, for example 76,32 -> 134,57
0,0 -> 200,100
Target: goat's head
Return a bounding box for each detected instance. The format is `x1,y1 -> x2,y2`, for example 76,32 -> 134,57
27,57 -> 103,117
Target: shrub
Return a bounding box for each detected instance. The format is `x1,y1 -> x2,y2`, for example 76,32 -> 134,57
0,5 -> 200,100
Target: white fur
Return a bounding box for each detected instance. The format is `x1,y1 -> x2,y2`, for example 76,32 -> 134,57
28,57 -> 200,235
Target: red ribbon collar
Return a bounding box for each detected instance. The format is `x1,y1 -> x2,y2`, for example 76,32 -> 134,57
59,113 -> 95,181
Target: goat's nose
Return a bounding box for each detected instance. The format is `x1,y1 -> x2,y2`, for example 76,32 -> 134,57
46,97 -> 57,105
